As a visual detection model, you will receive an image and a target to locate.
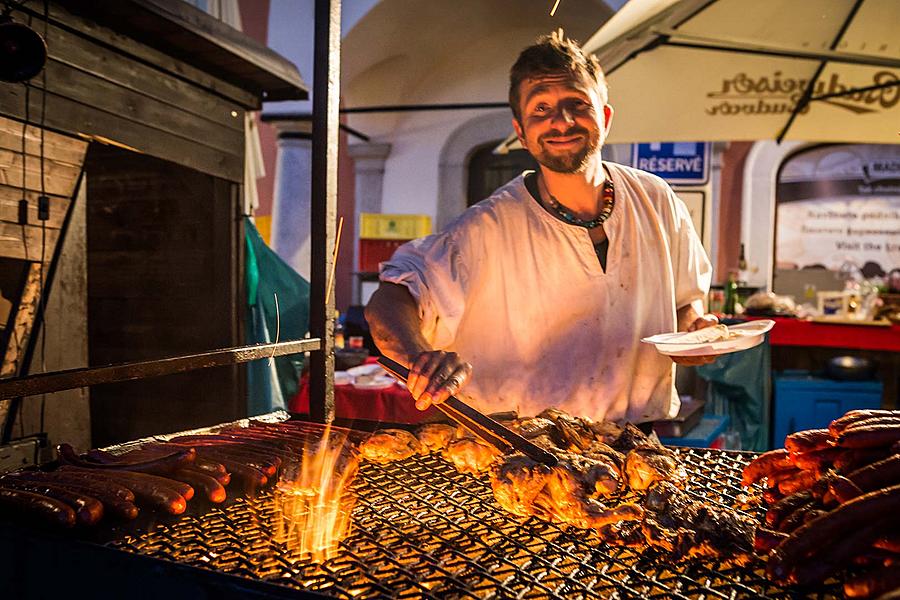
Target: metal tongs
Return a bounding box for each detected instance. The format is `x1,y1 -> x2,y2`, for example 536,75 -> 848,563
377,356 -> 558,467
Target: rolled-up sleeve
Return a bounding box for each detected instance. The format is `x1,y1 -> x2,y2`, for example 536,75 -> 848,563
379,231 -> 469,349
670,189 -> 712,311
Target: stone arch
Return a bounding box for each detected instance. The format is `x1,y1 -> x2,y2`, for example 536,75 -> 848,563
436,110 -> 515,231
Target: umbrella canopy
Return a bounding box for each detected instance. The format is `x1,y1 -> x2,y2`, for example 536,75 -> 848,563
579,0 -> 899,144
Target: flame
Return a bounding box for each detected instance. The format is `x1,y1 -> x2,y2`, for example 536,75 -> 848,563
273,425 -> 359,562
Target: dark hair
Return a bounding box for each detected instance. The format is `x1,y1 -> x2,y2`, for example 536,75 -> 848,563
508,29 -> 609,123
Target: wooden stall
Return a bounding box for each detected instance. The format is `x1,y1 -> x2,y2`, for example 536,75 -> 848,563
0,0 -> 306,450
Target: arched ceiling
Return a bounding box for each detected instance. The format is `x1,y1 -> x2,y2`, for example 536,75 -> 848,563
342,0 -> 615,112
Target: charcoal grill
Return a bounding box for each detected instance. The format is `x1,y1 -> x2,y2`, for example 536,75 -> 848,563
0,418 -> 840,599
65,432 -> 838,600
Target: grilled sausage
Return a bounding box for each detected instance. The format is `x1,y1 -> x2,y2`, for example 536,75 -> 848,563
789,522 -> 885,585
790,447 -> 843,472
190,456 -> 229,483
58,467 -> 188,514
3,470 -> 135,503
846,454 -> 900,493
201,455 -> 266,494
834,448 -> 892,473
0,479 -> 103,526
189,446 -> 279,478
844,565 -> 900,598
195,448 -> 275,481
0,488 -> 76,527
58,443 -> 195,473
777,469 -> 817,495
754,527 -> 789,553
830,410 -> 900,437
741,449 -> 794,486
837,424 -> 900,449
828,475 -> 865,504
766,490 -> 812,528
777,500 -> 817,533
784,429 -> 833,454
171,469 -> 226,503
767,484 -> 900,583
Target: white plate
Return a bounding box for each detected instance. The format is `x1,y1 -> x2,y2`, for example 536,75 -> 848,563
334,371 -> 354,386
352,375 -> 398,390
346,363 -> 385,377
641,320 -> 775,357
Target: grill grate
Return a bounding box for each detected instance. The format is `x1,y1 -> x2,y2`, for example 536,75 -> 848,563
108,447 -> 840,599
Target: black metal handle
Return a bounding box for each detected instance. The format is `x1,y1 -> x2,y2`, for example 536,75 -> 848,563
377,356 -> 558,467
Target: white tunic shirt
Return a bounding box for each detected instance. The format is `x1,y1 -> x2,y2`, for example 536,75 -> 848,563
380,162 -> 712,423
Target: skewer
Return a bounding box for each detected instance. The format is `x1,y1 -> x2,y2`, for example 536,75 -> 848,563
325,216 -> 344,305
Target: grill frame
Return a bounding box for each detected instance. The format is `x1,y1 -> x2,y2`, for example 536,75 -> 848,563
0,417 -> 844,599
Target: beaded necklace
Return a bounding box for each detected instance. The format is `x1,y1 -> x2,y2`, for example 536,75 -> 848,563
542,176 -> 615,229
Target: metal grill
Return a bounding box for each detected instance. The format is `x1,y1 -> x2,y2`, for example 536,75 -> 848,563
107,447 -> 841,599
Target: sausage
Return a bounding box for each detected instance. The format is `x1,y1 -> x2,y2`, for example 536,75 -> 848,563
837,424 -> 900,449
784,429 -> 833,454
828,475 -> 864,504
171,469 -> 226,503
846,454 -> 900,493
189,446 -> 279,478
790,447 -> 843,472
762,487 -> 783,504
190,456 -> 229,481
777,500 -> 817,533
777,470 -> 817,495
789,522 -> 885,585
843,416 -> 900,432
754,527 -> 789,553
0,479 -> 103,526
766,491 -> 813,528
194,448 -> 276,480
59,467 -> 188,514
0,488 -> 76,527
57,443 -> 195,474
167,435 -> 296,462
834,448 -> 892,473
844,564 -> 900,598
830,410 -> 900,436
197,454 -> 266,494
741,449 -> 793,486
3,470 -> 135,503
767,484 -> 900,583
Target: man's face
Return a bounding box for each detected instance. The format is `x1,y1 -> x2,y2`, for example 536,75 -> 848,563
512,72 -> 613,174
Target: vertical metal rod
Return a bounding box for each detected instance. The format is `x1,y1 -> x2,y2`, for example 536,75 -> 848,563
308,0 -> 340,423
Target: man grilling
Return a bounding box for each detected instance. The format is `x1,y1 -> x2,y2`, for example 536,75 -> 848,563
365,31 -> 717,424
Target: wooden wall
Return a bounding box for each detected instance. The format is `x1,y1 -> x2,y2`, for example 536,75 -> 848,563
0,3 -> 249,183
0,116 -> 87,434
85,145 -> 244,446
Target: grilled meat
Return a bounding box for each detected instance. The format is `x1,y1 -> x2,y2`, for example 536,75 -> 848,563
537,407 -> 597,452
443,438 -> 501,475
642,481 -> 756,565
415,424 -> 456,453
490,454 -> 551,517
511,417 -> 564,448
359,429 -> 423,464
625,447 -> 687,491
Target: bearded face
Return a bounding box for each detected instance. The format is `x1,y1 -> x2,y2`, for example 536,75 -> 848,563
513,72 -> 612,174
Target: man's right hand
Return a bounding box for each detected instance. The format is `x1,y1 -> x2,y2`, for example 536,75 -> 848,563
407,351 -> 473,411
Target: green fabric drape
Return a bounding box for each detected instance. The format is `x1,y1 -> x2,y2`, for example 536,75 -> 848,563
244,218 -> 310,415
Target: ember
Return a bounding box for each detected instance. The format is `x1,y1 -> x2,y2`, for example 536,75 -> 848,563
272,425 -> 358,562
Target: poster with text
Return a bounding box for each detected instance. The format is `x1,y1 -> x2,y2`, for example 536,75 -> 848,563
776,144 -> 900,278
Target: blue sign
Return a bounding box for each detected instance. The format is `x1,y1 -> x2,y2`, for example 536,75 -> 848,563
632,142 -> 709,185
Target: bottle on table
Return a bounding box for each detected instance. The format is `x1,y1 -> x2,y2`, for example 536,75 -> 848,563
723,270 -> 738,316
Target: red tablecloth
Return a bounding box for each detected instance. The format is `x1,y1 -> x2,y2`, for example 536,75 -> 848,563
761,317 -> 900,352
290,359 -> 440,423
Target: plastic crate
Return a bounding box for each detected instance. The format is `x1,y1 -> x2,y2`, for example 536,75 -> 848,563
360,213 -> 432,240
358,238 -> 408,273
773,371 -> 882,448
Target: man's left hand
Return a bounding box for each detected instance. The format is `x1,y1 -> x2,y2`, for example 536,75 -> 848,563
672,313 -> 719,366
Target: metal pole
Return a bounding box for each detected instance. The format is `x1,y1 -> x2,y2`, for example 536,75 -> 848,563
308,0 -> 340,423
0,339 -> 322,401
